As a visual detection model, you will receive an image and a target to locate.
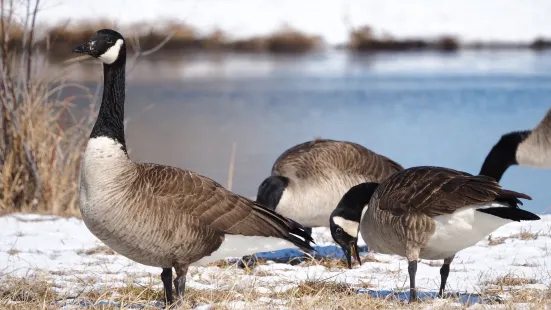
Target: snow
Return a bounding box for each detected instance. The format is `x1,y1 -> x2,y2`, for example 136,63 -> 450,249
2,213 -> 551,309
32,0 -> 551,45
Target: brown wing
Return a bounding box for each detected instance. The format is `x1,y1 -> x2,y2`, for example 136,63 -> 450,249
133,163 -> 313,251
377,166 -> 531,217
272,139 -> 403,181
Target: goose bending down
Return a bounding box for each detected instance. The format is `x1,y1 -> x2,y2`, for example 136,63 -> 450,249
73,29 -> 314,306
480,107 -> 551,181
329,166 -> 539,303
256,139 -> 403,234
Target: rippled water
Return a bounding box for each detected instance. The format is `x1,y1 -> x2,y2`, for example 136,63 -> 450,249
65,50 -> 551,213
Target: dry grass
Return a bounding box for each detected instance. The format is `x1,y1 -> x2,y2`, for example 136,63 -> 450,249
487,234 -> 507,246
77,246 -> 117,256
3,274 -> 551,310
511,229 -> 539,240
484,274 -> 538,287
0,2 -> 93,218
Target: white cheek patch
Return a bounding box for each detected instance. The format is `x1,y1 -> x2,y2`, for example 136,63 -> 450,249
333,216 -> 359,237
99,39 -> 124,65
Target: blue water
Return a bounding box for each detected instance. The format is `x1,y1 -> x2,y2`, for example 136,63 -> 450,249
69,50 -> 551,214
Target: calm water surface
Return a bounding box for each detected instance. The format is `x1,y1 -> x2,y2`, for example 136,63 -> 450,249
67,50 -> 551,213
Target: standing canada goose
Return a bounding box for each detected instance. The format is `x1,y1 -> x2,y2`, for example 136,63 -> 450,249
479,107 -> 551,181
256,139 -> 404,234
73,29 -> 314,306
330,166 -> 539,303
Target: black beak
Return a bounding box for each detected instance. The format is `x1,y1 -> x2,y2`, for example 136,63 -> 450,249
73,42 -> 91,54
342,242 -> 362,269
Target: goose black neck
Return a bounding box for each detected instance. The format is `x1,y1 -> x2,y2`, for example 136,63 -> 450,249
90,60 -> 127,153
334,182 -> 379,221
478,130 -> 530,182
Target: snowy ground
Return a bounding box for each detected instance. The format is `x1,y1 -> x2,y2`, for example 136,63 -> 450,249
2,213 -> 551,309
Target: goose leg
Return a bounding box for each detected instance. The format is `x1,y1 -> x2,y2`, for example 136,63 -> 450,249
161,268 -> 173,306
173,262 -> 189,305
408,260 -> 418,303
406,247 -> 420,303
438,256 -> 454,298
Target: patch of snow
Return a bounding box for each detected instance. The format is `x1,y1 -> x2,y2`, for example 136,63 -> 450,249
2,213 -> 551,308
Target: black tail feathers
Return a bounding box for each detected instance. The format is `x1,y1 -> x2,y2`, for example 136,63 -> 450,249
286,219 -> 316,253
477,207 -> 540,222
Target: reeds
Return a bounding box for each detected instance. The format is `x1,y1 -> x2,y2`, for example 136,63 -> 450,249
0,0 -> 93,217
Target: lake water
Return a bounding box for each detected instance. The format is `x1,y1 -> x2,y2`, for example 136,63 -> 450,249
67,49 -> 551,214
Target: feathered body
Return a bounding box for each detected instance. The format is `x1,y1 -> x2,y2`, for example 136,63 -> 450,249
362,166 -> 537,261
258,139 -> 403,228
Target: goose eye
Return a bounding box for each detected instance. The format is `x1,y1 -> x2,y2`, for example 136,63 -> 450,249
106,38 -> 113,44
336,227 -> 343,235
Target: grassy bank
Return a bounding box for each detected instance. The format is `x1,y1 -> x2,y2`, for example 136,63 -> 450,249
0,3 -> 89,217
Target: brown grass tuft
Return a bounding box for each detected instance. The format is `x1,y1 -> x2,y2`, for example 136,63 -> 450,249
289,281 -> 357,297
77,246 -> 117,256
485,275 -> 537,287
488,235 -> 507,246
0,277 -> 56,303
6,249 -> 20,256
512,230 -> 539,240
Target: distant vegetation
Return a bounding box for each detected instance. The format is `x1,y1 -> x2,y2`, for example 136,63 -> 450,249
347,26 -> 460,52
9,19 -> 324,58
1,19 -> 550,61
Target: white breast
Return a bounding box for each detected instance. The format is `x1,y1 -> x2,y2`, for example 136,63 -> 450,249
79,136 -> 131,216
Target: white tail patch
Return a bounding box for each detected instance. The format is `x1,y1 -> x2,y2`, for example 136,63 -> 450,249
424,202 -> 512,260
192,235 -> 298,266
332,216 -> 360,237
99,39 -> 124,64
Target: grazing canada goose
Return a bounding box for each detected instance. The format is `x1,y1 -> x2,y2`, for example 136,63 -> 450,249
73,29 -> 314,306
330,166 -> 539,303
479,107 -> 551,181
257,139 -> 404,234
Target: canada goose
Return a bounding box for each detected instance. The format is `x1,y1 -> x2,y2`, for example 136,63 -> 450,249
256,139 -> 403,234
479,107 -> 551,181
73,29 -> 314,306
330,166 -> 539,303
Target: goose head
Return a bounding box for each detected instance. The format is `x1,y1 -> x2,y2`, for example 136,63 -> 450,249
73,29 -> 126,65
329,182 -> 378,268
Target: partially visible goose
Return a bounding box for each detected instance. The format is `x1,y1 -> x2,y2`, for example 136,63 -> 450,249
73,29 -> 314,306
480,107 -> 551,181
256,139 -> 403,234
330,166 -> 539,303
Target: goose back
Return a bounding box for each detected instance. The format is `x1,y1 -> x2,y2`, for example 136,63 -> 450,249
272,139 -> 402,182
362,166 -> 531,260
266,139 -> 403,227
